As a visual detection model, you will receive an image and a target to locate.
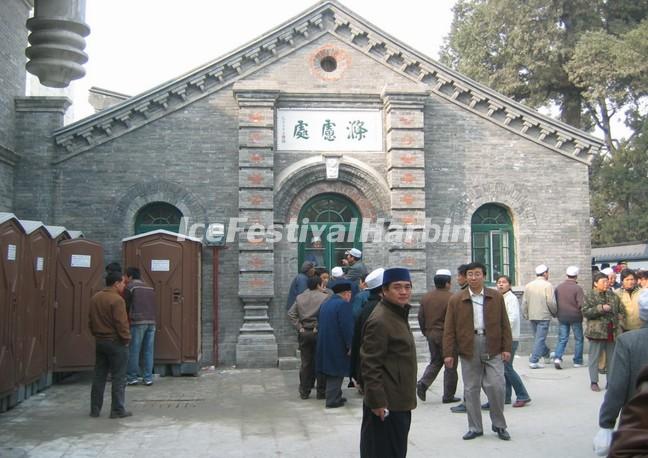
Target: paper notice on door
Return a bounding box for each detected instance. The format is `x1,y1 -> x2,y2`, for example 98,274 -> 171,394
7,244 -> 16,261
36,257 -> 44,271
151,259 -> 170,272
70,254 -> 91,268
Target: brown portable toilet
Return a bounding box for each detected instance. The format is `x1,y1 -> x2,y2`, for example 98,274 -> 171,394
17,220 -> 54,399
122,230 -> 202,376
53,238 -> 104,372
0,213 -> 25,410
44,225 -> 70,378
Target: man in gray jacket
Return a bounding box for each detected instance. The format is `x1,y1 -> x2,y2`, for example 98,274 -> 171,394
553,266 -> 585,369
598,290 -> 648,435
522,264 -> 557,369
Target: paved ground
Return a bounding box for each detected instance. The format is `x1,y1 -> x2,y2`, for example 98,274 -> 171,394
0,356 -> 605,458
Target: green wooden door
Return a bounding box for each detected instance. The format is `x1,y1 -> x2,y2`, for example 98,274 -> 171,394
299,194 -> 362,271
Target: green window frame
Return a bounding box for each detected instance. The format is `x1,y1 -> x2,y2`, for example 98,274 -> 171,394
134,202 -> 183,235
471,204 -> 515,285
298,194 -> 362,271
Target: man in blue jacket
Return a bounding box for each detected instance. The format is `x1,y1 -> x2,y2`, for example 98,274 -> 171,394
316,280 -> 354,408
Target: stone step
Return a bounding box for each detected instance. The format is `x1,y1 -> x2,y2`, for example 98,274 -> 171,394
278,356 -> 300,370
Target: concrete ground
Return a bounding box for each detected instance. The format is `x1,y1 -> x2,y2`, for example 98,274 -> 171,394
0,356 -> 605,458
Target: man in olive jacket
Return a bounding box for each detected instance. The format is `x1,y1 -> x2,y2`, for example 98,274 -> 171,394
443,262 -> 512,441
360,267 -> 417,458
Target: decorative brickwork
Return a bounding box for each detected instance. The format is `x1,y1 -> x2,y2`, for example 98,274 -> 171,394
234,87 -> 279,368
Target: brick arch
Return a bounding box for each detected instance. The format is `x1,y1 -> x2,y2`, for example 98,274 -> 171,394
110,180 -> 206,236
275,162 -> 390,223
448,182 -> 538,229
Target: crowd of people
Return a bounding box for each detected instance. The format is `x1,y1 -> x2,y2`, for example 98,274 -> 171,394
286,252 -> 648,457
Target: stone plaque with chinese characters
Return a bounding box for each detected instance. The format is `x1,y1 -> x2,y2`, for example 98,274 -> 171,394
277,109 -> 383,151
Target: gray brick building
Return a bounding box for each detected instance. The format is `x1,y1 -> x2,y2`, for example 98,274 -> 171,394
4,1 -> 602,367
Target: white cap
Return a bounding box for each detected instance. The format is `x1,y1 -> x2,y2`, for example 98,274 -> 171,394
345,248 -> 362,258
311,236 -> 321,243
365,268 -> 385,290
601,267 -> 614,276
535,264 -> 549,275
331,266 -> 344,278
566,266 -> 579,277
435,269 -> 452,276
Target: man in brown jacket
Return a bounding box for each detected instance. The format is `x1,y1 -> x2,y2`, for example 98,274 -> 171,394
287,275 -> 330,400
360,267 -> 417,458
443,262 -> 512,441
417,269 -> 460,404
88,270 -> 132,418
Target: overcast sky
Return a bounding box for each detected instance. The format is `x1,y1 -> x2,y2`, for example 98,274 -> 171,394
60,0 -> 456,120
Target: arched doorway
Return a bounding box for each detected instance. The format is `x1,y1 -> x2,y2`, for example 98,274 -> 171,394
471,203 -> 515,284
134,202 -> 183,234
298,193 -> 362,271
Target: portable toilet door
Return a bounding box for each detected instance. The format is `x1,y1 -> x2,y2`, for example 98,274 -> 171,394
122,230 -> 202,374
44,225 -> 70,377
0,213 -> 25,400
18,220 -> 54,390
53,238 -> 104,371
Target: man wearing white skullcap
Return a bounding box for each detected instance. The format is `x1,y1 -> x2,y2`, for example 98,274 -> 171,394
522,264 -> 557,369
553,266 -> 586,369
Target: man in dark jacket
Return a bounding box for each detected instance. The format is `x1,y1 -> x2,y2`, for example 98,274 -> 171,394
286,261 -> 316,309
417,269 -> 459,404
88,271 -> 131,418
553,266 -> 585,369
443,262 -> 512,441
360,267 -> 417,458
316,280 -> 354,408
124,267 -> 157,386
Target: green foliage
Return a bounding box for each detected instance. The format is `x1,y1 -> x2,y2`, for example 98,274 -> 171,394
441,0 -> 648,246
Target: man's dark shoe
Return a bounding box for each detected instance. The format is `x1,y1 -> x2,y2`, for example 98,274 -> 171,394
126,380 -> 139,386
462,430 -> 483,440
442,396 -> 461,404
481,402 -> 490,410
492,426 -> 511,441
299,392 -> 310,400
144,380 -> 153,386
340,397 -> 347,403
89,411 -> 100,418
416,381 -> 427,402
451,403 -> 466,413
325,401 -> 345,409
109,410 -> 133,419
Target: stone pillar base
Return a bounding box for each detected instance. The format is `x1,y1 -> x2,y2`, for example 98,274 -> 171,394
236,334 -> 278,368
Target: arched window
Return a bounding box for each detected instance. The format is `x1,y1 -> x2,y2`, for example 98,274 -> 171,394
298,194 -> 362,271
134,202 -> 182,234
471,204 -> 515,284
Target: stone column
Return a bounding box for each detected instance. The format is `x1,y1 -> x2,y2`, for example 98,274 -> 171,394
382,89 -> 429,298
14,96 -> 71,221
233,84 -> 280,368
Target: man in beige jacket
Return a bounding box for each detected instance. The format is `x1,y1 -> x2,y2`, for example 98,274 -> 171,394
522,264 -> 557,369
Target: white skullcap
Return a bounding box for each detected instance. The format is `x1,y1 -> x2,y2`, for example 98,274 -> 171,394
535,264 -> 549,275
566,266 -> 579,277
435,269 -> 452,276
365,268 -> 385,290
331,266 -> 344,278
601,267 -> 614,276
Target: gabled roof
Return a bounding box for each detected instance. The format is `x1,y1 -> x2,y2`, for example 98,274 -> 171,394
53,0 -> 603,165
592,242 -> 648,263
122,229 -> 202,244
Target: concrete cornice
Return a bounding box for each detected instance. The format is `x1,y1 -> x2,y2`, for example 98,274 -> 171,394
15,96 -> 72,113
52,0 -> 603,165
